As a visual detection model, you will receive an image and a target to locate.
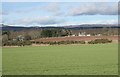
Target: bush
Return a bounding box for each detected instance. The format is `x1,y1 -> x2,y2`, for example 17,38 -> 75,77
31,41 -> 36,44
35,40 -> 86,45
23,41 -> 32,45
88,39 -> 112,44
2,40 -> 32,46
17,41 -> 24,46
79,41 -> 86,44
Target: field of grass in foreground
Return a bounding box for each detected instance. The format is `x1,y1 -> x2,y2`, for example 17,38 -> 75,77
2,44 -> 118,75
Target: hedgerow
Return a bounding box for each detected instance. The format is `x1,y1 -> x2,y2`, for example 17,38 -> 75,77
88,39 -> 112,44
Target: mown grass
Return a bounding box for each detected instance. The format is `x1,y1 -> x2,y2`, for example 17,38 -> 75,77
2,44 -> 118,75
0,47 -> 2,76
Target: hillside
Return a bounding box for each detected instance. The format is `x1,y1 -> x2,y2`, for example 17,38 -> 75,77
1,24 -> 119,31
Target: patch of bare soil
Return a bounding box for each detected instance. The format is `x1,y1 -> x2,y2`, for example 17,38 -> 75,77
32,36 -> 119,42
3,46 -> 19,48
32,44 -> 49,46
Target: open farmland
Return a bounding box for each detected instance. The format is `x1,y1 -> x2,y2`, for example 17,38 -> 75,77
2,44 -> 118,75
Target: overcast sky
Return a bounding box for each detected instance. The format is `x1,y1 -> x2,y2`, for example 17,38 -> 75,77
1,1 -> 118,27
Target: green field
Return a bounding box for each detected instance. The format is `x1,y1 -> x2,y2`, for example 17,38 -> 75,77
0,47 -> 2,76
2,44 -> 118,75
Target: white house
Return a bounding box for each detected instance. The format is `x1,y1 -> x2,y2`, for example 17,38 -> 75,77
72,34 -> 76,36
78,32 -> 86,36
95,34 -> 101,36
17,35 -> 25,41
86,34 -> 91,36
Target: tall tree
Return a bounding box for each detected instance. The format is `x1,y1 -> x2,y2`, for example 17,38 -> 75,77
2,31 -> 11,40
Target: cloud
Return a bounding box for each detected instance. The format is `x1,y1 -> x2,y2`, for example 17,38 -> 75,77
2,2 -> 118,27
43,3 -> 60,12
61,19 -> 118,26
14,2 -> 118,16
41,3 -> 64,16
0,11 -> 8,15
95,19 -> 118,24
5,18 -> 117,27
13,16 -> 65,26
2,0 -> 119,2
15,3 -> 64,16
68,3 -> 118,16
0,11 -> 7,24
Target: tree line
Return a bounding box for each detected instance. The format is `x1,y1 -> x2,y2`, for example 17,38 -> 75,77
2,28 -> 115,46
2,28 -> 72,46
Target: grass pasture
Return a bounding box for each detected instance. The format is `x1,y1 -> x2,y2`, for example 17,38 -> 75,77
2,44 -> 118,75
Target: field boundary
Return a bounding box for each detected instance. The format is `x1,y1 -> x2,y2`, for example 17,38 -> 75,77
1,75 -> 119,77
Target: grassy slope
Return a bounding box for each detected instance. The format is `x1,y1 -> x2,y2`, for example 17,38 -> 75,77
0,47 -> 2,76
2,44 -> 118,75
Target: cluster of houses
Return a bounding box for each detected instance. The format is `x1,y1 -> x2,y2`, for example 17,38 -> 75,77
12,32 -> 102,41
71,32 -> 102,37
12,35 -> 25,41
